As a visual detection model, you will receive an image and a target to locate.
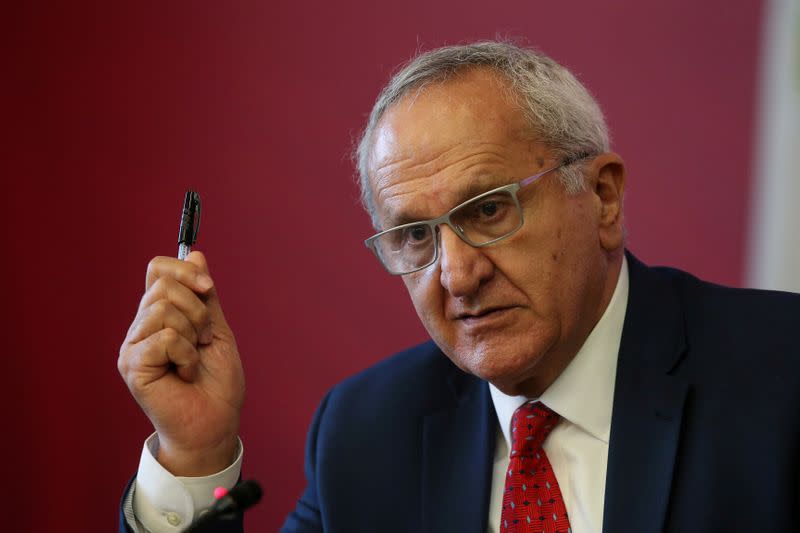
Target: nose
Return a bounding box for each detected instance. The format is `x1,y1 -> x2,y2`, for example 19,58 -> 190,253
437,225 -> 494,297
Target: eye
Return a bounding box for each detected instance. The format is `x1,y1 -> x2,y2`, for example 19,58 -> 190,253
409,226 -> 429,242
471,196 -> 510,221
479,201 -> 498,217
398,224 -> 432,248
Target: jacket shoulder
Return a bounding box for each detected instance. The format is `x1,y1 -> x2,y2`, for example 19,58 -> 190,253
650,265 -> 800,373
326,340 -> 472,416
654,265 -> 800,331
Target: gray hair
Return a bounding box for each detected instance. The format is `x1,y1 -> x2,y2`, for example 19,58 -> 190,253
355,41 -> 610,228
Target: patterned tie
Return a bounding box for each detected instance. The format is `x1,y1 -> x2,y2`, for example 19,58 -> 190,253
501,401 -> 571,533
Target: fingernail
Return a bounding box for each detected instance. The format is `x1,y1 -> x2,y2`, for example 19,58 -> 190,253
196,274 -> 213,291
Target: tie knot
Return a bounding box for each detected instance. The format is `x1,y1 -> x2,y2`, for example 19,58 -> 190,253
509,402 -> 559,458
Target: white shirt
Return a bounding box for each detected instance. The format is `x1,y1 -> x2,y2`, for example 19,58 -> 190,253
487,257 -> 629,533
127,259 -> 628,532
125,434 -> 243,532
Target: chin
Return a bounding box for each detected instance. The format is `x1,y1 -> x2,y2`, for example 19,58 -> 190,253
438,320 -> 560,394
452,340 -> 549,391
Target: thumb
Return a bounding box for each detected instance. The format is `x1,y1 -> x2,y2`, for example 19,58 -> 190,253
184,250 -> 211,276
184,250 -> 228,326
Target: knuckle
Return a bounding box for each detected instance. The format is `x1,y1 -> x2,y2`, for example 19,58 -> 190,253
150,276 -> 169,294
129,374 -> 150,394
145,257 -> 162,282
117,350 -> 128,376
151,298 -> 171,315
160,327 -> 180,344
118,345 -> 145,392
147,256 -> 196,287
124,318 -> 139,341
143,281 -> 164,306
147,278 -> 172,305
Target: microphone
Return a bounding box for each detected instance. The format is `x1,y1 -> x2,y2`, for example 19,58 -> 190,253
185,479 -> 263,532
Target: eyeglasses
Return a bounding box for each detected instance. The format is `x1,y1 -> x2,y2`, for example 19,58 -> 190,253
364,159 -> 580,275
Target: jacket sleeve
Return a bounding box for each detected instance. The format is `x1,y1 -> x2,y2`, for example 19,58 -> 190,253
119,477 -> 135,533
279,388 -> 333,533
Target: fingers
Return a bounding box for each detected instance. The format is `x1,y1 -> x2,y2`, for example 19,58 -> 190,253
129,299 -> 207,346
146,253 -> 214,294
120,251 -> 225,392
145,250 -> 227,323
183,251 -> 210,277
135,277 -> 212,344
120,328 -> 201,385
184,251 -> 227,324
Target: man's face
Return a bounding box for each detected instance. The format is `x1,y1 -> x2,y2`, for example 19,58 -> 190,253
367,69 -> 624,396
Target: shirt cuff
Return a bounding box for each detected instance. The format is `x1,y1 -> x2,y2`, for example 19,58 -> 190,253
132,432 -> 243,532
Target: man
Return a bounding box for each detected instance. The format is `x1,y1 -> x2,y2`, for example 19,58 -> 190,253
118,42 -> 800,532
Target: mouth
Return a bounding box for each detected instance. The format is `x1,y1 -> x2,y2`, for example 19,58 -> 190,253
456,306 -> 518,324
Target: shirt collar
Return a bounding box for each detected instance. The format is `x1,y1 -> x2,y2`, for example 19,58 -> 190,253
490,256 -> 629,447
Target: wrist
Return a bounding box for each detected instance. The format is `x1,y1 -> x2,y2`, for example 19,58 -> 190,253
156,433 -> 239,477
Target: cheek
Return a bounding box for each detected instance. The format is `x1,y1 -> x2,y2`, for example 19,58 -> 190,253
497,224 -> 566,303
539,192 -> 596,250
538,208 -> 603,319
502,205 -> 594,316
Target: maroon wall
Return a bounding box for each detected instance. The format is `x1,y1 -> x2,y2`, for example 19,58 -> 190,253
4,1 -> 763,530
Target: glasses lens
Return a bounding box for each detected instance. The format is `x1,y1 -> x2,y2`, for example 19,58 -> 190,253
451,190 -> 522,244
372,223 -> 435,274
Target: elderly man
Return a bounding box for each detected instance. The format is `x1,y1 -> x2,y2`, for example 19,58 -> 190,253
118,42 -> 800,532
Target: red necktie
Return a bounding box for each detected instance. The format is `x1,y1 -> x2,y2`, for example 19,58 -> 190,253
501,402 -> 571,533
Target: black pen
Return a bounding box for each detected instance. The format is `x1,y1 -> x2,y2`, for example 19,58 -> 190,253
178,190 -> 201,260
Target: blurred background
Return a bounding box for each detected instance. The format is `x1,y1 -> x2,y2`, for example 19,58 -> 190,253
3,0 -> 797,530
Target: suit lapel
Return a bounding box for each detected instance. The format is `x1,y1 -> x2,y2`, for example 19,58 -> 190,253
420,371 -> 496,533
603,253 -> 689,533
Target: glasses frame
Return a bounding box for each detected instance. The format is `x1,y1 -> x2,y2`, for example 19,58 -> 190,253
364,162 -> 571,276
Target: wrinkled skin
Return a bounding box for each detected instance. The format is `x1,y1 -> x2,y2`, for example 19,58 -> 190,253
367,68 -> 626,397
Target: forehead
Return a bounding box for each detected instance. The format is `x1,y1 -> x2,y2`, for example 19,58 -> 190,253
367,69 -> 547,226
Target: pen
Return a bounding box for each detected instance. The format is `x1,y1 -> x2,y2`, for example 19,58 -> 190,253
178,190 -> 201,260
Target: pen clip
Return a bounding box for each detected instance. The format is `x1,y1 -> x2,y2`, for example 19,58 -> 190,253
178,190 -> 202,246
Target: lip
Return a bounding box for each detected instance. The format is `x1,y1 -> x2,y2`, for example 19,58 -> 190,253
456,306 -> 519,328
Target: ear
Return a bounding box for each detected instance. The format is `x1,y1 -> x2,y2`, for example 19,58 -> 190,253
588,153 -> 626,252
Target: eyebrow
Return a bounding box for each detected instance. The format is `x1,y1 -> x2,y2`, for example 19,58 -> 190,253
382,174 -> 513,229
458,175 -> 510,204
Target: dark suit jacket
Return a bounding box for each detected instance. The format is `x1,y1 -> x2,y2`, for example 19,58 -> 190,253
122,253 -> 800,532
280,253 -> 800,532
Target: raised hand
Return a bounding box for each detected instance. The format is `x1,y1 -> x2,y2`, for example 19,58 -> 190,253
118,251 -> 245,476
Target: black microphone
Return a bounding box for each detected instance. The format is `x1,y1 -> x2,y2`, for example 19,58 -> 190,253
185,479 -> 263,532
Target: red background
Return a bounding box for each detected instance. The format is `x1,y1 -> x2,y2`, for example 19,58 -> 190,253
3,1 -> 764,530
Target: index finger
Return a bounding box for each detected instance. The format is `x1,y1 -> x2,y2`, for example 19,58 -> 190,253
145,256 -> 214,294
